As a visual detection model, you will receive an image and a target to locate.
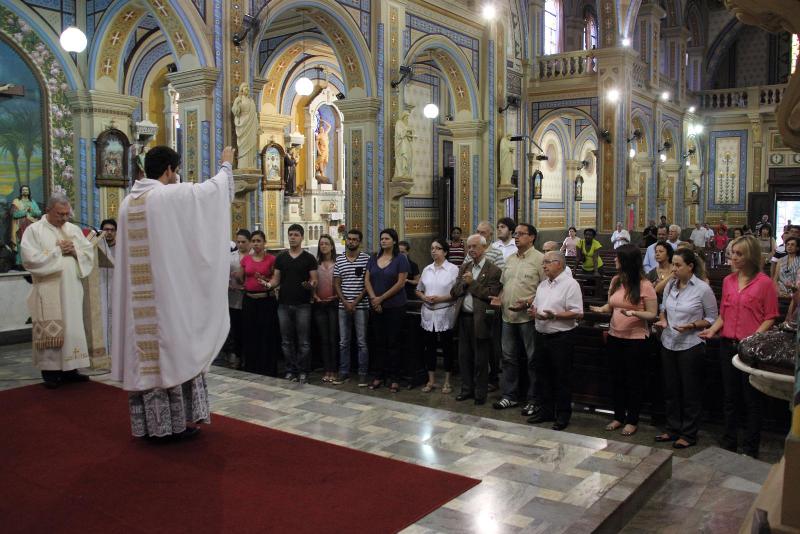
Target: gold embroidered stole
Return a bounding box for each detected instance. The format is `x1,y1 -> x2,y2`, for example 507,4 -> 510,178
82,232 -> 110,369
127,193 -> 161,375
29,271 -> 64,350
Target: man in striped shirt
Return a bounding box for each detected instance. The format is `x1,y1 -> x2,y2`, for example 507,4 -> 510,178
333,229 -> 371,386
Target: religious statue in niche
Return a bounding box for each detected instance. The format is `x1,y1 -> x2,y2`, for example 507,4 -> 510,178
690,180 -> 700,204
315,118 -> 332,183
499,134 -> 515,185
260,143 -> 285,192
232,82 -> 259,169
94,127 -> 130,187
11,185 -> 41,264
393,110 -> 415,180
284,146 -> 299,196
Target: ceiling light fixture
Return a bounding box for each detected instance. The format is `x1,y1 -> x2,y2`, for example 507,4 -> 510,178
482,4 -> 497,20
607,88 -> 620,103
60,26 -> 87,53
621,37 -> 631,47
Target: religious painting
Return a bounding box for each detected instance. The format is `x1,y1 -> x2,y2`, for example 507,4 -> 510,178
0,37 -> 47,257
260,143 -> 285,192
708,130 -> 747,211
94,128 -> 130,187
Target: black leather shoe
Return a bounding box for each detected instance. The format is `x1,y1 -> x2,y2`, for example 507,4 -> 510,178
552,421 -> 569,431
455,393 -> 474,401
474,398 -> 486,406
63,370 -> 90,383
527,413 -> 555,424
42,379 -> 60,389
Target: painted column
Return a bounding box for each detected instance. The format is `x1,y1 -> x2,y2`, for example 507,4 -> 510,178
636,3 -> 666,88
448,120 -> 487,232
629,156 -> 654,230
67,90 -> 140,224
385,1 -> 408,238
528,0 -> 545,81
167,67 -> 219,183
749,113 -> 763,192
338,98 -> 381,240
595,48 -> 636,232
663,27 -> 691,103
687,46 -> 703,93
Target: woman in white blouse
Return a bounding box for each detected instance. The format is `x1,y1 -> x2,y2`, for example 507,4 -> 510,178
416,238 -> 459,393
653,248 -> 717,449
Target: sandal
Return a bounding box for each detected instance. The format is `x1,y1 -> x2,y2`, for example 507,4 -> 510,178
673,438 -> 694,449
421,383 -> 438,393
654,433 -> 676,443
621,424 -> 638,436
441,383 -> 452,394
605,421 -> 623,431
389,383 -> 400,393
369,379 -> 382,390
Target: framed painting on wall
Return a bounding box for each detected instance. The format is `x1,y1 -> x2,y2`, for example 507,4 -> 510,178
260,143 -> 285,191
94,128 -> 130,187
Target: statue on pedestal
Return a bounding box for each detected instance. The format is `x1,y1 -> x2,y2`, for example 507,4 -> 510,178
284,146 -> 298,196
232,83 -> 258,168
315,119 -> 332,183
393,110 -> 415,179
499,134 -> 515,185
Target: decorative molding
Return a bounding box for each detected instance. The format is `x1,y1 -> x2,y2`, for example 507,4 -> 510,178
336,98 -> 381,121
166,67 -> 219,100
350,129 -> 363,230
459,145 -> 470,230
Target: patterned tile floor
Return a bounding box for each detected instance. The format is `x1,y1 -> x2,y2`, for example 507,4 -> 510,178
0,344 -> 776,533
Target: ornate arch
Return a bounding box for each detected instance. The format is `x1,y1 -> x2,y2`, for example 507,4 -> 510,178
630,110 -> 651,156
404,35 -> 479,120
90,0 -> 212,91
256,0 -> 376,99
282,65 -> 346,115
0,6 -> 76,203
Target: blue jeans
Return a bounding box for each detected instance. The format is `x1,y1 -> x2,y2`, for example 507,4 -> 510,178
500,320 -> 537,402
338,308 -> 369,376
277,303 -> 312,374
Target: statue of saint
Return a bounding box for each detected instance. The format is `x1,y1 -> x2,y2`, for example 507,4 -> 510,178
284,146 -> 298,196
690,180 -> 700,204
499,134 -> 515,185
657,168 -> 668,199
11,185 -> 41,265
393,110 -> 414,179
315,119 -> 332,183
231,83 -> 259,168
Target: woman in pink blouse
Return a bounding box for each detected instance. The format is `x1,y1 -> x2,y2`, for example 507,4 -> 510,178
239,230 -> 279,376
314,235 -> 339,383
590,244 -> 658,437
560,227 -> 578,257
700,236 -> 779,458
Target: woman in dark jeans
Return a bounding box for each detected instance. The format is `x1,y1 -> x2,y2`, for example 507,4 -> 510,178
700,236 -> 779,458
314,235 -> 339,383
653,248 -> 718,448
365,228 -> 409,392
238,230 -> 280,376
590,245 -> 658,436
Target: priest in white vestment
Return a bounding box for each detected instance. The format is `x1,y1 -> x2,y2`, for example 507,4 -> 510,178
112,145 -> 234,440
21,193 -> 95,388
98,218 -> 116,355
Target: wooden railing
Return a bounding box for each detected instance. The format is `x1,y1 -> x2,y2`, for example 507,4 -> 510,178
535,50 -> 597,81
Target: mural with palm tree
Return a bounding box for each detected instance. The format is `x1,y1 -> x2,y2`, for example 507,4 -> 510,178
0,100 -> 41,190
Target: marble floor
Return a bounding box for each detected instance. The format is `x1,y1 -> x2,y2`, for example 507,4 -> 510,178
0,343 -> 775,533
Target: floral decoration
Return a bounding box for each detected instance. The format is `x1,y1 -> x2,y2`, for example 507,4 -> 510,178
0,6 -> 75,202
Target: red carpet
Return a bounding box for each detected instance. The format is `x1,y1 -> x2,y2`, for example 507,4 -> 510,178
0,381 -> 479,533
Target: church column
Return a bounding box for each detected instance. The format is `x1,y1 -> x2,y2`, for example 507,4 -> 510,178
595,48 -> 637,232
636,3 -> 666,88
167,67 -> 220,182
663,27 -> 691,103
687,46 -> 703,93
67,90 -> 140,224
528,0 -> 546,80
564,16 -> 585,52
256,113 -> 292,249
749,114 -> 764,193
629,156 -> 655,230
660,162 -> 681,225
337,97 -> 381,240
448,120 -> 487,232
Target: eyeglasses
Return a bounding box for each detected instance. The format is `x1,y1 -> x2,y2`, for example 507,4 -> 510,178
513,232 -> 529,237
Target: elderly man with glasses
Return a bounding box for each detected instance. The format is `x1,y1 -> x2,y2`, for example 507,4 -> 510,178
527,251 -> 583,430
490,223 -> 545,414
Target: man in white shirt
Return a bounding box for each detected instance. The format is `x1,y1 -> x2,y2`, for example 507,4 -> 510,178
690,222 -> 708,250
491,217 -> 518,259
527,251 -> 583,430
611,221 -> 631,249
703,222 -> 714,243
542,241 -> 572,276
477,221 -> 505,270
